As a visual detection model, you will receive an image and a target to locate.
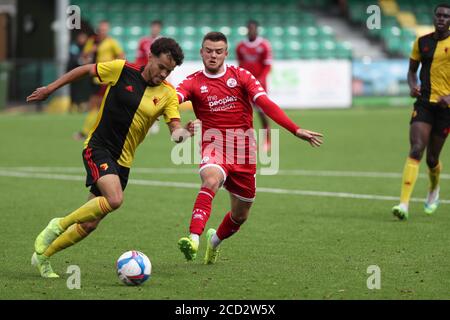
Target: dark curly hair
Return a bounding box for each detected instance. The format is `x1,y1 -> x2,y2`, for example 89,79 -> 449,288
150,37 -> 184,66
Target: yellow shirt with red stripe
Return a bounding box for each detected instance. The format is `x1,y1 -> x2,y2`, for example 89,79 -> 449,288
410,33 -> 450,103
84,59 -> 180,168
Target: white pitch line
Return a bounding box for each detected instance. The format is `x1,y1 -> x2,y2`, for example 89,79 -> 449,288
1,166 -> 449,180
0,170 -> 448,205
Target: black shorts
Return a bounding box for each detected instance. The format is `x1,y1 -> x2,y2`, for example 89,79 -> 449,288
410,99 -> 450,138
82,147 -> 130,197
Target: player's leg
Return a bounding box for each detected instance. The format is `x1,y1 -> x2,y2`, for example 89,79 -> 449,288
32,175 -> 122,278
178,165 -> 225,261
424,132 -> 446,214
34,173 -> 120,254
205,193 -> 253,264
41,192 -> 103,258
33,163 -> 129,278
392,121 -> 431,220
34,149 -> 124,254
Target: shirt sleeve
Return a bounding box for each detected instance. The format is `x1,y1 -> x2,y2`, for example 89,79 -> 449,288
95,59 -> 126,85
255,95 -> 300,135
176,77 -> 193,103
239,68 -> 267,102
410,38 -> 421,61
163,87 -> 181,123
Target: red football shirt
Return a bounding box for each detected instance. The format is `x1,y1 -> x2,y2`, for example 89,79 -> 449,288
135,35 -> 161,67
177,65 -> 267,163
236,37 -> 272,89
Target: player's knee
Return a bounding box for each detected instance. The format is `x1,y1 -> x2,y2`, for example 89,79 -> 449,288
80,220 -> 100,233
202,177 -> 222,191
106,194 -> 123,210
409,145 -> 425,161
426,156 -> 439,169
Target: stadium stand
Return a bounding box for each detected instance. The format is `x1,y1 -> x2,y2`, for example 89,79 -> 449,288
70,0 -> 352,61
346,0 -> 441,58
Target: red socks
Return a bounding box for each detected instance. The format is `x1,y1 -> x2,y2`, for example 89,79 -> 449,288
216,211 -> 241,240
189,187 -> 215,235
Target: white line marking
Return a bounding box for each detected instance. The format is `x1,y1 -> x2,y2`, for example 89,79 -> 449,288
2,166 -> 449,179
0,170 -> 448,204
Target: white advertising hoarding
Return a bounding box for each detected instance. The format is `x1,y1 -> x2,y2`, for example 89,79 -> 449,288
168,60 -> 352,109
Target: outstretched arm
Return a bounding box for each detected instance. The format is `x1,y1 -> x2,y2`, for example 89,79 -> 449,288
27,64 -> 96,102
254,95 -> 323,147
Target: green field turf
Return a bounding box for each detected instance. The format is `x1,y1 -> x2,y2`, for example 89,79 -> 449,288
0,106 -> 448,300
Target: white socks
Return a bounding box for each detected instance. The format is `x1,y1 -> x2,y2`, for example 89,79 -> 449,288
427,187 -> 440,205
211,233 -> 221,249
190,232 -> 221,249
190,233 -> 199,245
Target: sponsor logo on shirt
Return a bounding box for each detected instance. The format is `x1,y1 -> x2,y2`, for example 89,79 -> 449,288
200,85 -> 208,93
207,95 -> 238,112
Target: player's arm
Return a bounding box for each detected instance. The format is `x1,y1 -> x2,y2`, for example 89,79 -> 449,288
26,64 -> 96,102
408,38 -> 421,98
254,95 -> 323,147
407,59 -> 421,98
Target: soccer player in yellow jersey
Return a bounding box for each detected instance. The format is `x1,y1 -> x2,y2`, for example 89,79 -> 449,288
392,4 -> 450,220
27,38 -> 196,278
73,20 -> 125,140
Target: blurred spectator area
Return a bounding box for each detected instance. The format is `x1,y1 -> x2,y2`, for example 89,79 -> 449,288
71,0 -> 352,61
345,0 -> 440,58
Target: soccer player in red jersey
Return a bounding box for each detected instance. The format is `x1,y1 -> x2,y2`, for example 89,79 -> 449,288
135,20 -> 163,68
236,20 -> 273,152
177,32 -> 323,264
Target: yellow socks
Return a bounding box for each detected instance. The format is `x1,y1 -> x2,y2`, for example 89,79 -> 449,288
59,197 -> 112,231
81,109 -> 99,137
428,162 -> 441,191
399,157 -> 420,205
43,224 -> 88,258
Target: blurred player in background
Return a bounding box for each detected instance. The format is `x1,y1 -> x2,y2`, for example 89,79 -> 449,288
27,38 -> 194,278
236,20 -> 273,151
392,4 -> 450,220
136,20 -> 164,134
73,20 -> 125,140
135,20 -> 163,67
176,32 -> 323,264
67,31 -> 90,113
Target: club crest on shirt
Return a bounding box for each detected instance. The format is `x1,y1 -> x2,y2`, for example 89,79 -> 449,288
153,97 -> 160,105
227,78 -> 237,88
100,163 -> 109,171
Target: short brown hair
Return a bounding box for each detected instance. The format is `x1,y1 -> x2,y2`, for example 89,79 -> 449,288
202,32 -> 228,46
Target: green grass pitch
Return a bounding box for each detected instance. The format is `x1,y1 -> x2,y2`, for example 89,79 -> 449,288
0,106 -> 448,299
